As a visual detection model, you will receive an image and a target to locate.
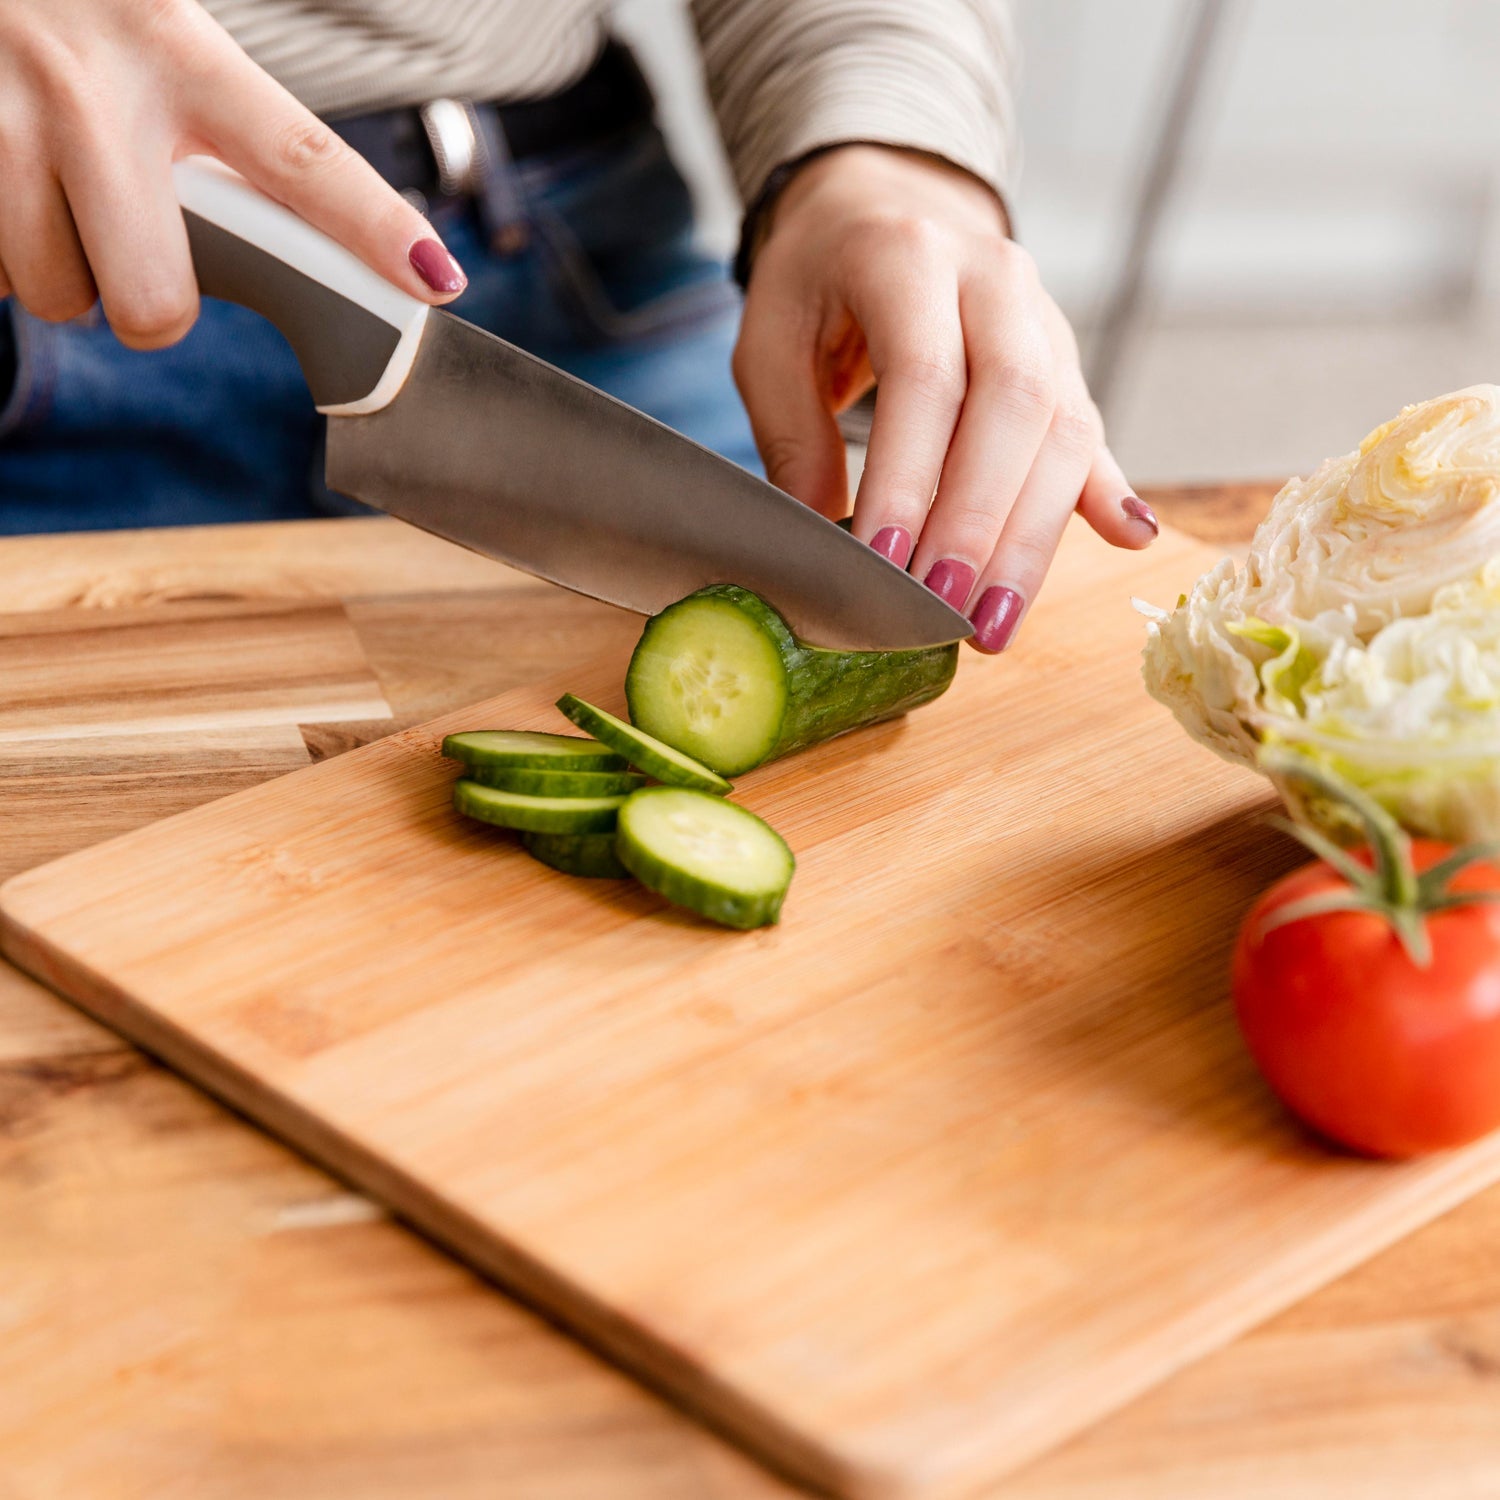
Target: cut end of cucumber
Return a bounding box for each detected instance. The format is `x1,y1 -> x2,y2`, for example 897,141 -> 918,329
555,693 -> 732,795
616,787 -> 793,930
626,594 -> 787,777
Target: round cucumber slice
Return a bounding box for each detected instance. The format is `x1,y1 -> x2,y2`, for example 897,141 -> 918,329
469,764 -> 647,797
453,779 -> 625,835
616,787 -> 793,930
522,832 -> 631,879
555,694 -> 732,795
442,730 -> 626,772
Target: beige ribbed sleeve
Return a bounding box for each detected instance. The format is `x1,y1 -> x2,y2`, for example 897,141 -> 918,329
693,0 -> 1017,213
199,0 -> 607,117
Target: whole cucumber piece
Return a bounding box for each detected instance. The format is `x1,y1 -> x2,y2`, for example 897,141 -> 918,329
625,585 -> 958,776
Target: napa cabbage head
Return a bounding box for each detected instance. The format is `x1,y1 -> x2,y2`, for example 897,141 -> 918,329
1142,385 -> 1500,842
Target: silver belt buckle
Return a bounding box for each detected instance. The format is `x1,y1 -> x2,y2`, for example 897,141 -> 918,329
418,98 -> 485,197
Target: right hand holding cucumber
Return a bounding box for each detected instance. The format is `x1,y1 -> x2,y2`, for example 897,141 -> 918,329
0,0 -> 465,349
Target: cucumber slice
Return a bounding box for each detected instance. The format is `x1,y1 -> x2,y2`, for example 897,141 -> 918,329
442,730 -> 626,773
522,831 -> 631,879
469,764 -> 647,797
616,787 -> 793,930
625,585 -> 958,776
555,693 -> 732,795
453,779 -> 625,835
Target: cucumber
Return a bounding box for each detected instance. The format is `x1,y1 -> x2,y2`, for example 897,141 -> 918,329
442,730 -> 625,773
625,585 -> 959,776
616,787 -> 793,930
453,779 -> 625,834
555,693 -> 732,795
522,831 -> 631,879
469,764 -> 647,797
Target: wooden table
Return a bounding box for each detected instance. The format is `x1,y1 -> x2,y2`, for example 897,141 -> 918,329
1,486 -> 1496,1500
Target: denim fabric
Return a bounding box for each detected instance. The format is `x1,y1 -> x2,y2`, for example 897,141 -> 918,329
0,123 -> 758,534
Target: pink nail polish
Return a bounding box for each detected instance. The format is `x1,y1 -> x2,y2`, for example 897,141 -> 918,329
409,238 -> 467,295
970,585 -> 1025,653
870,525 -> 913,569
923,558 -> 976,609
1121,495 -> 1159,536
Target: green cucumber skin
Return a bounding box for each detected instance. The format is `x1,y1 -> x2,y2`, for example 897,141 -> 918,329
469,765 -> 646,797
626,584 -> 959,775
453,780 -> 624,835
555,693 -> 733,795
617,839 -> 788,929
442,731 -> 625,773
522,832 -> 630,879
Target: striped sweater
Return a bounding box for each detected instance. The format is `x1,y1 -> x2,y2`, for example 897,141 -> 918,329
200,0 -> 1016,216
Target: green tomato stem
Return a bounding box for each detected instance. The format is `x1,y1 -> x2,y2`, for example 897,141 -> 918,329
1262,749 -> 1416,906
1257,749 -> 1500,968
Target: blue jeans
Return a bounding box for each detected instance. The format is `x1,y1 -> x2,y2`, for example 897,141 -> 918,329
0,124 -> 758,533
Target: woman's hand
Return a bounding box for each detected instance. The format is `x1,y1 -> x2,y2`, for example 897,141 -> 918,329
733,145 -> 1156,652
0,0 -> 465,351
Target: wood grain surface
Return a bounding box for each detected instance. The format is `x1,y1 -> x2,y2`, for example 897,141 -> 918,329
0,519 -> 780,1500
0,515 -> 520,612
0,600 -> 389,741
2,500 -> 1497,1500
6,513 -> 1499,1500
0,726 -> 313,876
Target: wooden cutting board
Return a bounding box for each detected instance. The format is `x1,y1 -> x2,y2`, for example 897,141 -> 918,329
6,521 -> 1500,1500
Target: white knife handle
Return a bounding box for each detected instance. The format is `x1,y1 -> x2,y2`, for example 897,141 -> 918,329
173,156 -> 429,415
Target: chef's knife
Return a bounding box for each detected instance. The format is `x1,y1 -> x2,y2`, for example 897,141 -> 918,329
173,157 -> 972,652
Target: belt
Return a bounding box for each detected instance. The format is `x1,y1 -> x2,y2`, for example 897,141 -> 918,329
329,40 -> 654,252
329,40 -> 655,206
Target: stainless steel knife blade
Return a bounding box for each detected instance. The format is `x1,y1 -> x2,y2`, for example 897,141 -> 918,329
325,311 -> 972,652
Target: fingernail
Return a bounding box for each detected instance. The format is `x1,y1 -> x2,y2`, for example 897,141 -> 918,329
1121,495 -> 1158,537
970,585 -> 1026,653
409,238 -> 467,295
870,525 -> 913,569
923,558 -> 977,608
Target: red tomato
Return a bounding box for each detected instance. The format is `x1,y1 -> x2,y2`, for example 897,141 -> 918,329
1233,840 -> 1500,1159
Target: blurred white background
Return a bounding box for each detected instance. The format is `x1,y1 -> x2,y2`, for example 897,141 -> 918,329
617,0 -> 1500,486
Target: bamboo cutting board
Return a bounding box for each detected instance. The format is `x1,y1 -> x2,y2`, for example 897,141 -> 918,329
6,522 -> 1500,1500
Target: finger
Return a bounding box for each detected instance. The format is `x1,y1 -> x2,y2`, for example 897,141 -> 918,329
188,31 -> 466,304
965,378 -> 1100,654
1078,443 -> 1158,548
846,243 -> 966,568
60,135 -> 198,350
0,164 -> 96,324
908,252 -> 1057,607
732,296 -> 850,517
